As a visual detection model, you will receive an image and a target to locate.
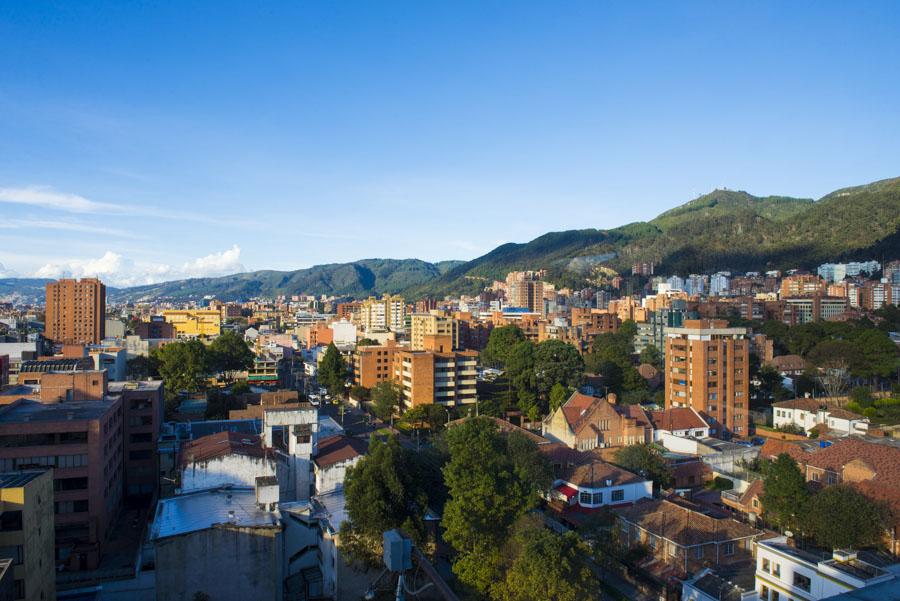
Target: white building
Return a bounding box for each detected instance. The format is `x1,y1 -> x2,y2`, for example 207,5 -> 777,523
313,435 -> 367,495
551,460 -> 652,510
771,398 -> 869,436
177,431 -> 277,494
328,320 -> 357,347
755,537 -> 898,601
683,568 -> 758,601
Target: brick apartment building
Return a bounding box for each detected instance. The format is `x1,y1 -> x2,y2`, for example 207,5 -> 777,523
393,341 -> 478,408
108,380 -> 164,499
134,316 -> 176,340
352,341 -> 402,389
44,278 -> 106,345
0,397 -> 124,570
665,319 -> 750,436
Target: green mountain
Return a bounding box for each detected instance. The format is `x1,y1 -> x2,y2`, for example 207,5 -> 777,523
409,177 -> 900,297
0,278 -> 55,304
108,258 -> 464,302
4,176 -> 898,304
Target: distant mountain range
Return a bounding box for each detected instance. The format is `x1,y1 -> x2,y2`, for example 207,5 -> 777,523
2,177 -> 898,303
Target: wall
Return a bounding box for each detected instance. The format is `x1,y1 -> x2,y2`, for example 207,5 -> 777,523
179,455 -> 276,493
315,456 -> 361,495
155,526 -> 281,601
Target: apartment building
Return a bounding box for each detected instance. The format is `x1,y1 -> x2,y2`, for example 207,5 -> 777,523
409,312 -> 459,351
506,271 -> 544,313
780,275 -> 825,298
161,310 -> 222,338
45,278 -> 106,345
108,380 -> 164,499
0,356 -> 8,389
0,397 -> 124,570
393,348 -> 478,408
756,537 -> 897,601
355,295 -> 405,332
781,296 -> 848,325
665,319 -> 750,436
0,470 -> 55,601
352,341 -> 402,389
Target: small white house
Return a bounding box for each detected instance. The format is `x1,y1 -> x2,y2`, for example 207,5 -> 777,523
682,568 -> 758,601
313,435 -> 367,495
772,398 -> 869,436
552,460 -> 652,510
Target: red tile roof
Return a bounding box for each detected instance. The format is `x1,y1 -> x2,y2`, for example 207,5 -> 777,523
564,459 -> 646,488
648,407 -> 707,432
614,499 -> 764,546
314,435 -> 368,468
561,392 -> 598,427
180,431 -> 266,467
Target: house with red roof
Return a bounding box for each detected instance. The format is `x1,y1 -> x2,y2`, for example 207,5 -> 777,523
542,391 -> 653,451
551,457 -> 653,511
178,431 -> 276,493
772,397 -> 869,436
313,434 -> 368,494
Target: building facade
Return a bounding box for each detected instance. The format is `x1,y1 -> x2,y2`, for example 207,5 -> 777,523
393,349 -> 478,408
665,319 -> 750,436
45,278 -> 106,345
0,470 -> 55,601
161,310 -> 222,338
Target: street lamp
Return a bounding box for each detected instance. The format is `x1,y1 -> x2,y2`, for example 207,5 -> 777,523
445,407 -> 451,426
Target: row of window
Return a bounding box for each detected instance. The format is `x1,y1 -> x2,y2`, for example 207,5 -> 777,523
0,454 -> 88,471
578,489 -> 626,505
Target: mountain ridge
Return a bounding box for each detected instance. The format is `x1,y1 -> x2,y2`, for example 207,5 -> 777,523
2,176 -> 898,303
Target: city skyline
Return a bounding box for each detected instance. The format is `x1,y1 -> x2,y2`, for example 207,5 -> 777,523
2,2 -> 900,286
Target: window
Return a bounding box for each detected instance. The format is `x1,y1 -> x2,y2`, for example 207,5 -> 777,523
592,492 -> 603,505
0,545 -> 23,565
695,546 -> 703,559
723,541 -> 735,556
647,535 -> 657,549
611,489 -> 625,502
793,573 -> 811,592
580,492 -> 591,505
0,511 -> 22,532
762,558 -> 770,573
773,562 -> 780,578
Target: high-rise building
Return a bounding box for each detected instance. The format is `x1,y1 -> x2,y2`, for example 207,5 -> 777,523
506,272 -> 544,312
44,278 -> 106,345
0,470 -> 55,601
664,319 -> 750,436
356,295 -> 406,332
393,348 -> 478,408
779,275 -> 825,298
409,312 -> 459,351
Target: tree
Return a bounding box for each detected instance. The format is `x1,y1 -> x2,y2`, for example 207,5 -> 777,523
126,355 -> 154,380
499,516 -> 596,601
207,330 -> 254,377
481,325 -> 525,368
350,385 -> 370,402
614,444 -> 673,490
318,343 -> 348,398
761,453 -> 810,532
804,485 -> 889,550
343,436 -> 432,564
638,345 -> 662,369
356,338 -> 380,347
506,341 -> 537,414
371,381 -> 400,421
533,340 -> 584,399
152,339 -> 209,400
442,418 -> 551,595
403,403 -> 449,432
549,383 -> 569,414
756,365 -> 790,403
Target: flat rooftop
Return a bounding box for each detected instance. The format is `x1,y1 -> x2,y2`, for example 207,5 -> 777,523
0,398 -> 118,424
108,380 -> 163,392
150,487 -> 278,540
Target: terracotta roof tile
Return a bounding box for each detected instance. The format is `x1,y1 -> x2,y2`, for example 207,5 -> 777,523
614,499 -> 763,546
314,435 -> 368,469
648,408 -> 707,432
180,431 -> 266,467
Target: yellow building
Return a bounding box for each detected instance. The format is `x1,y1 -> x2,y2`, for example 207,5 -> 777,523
0,470 -> 55,601
162,310 -> 222,338
409,312 -> 459,351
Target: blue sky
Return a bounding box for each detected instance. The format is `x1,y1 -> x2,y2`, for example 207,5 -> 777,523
1,1 -> 899,286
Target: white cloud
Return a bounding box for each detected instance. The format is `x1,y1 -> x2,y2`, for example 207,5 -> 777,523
32,246 -> 246,287
0,263 -> 19,278
0,217 -> 144,238
0,186 -> 123,213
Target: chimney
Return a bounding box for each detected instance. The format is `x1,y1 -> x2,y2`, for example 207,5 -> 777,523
607,393 -> 617,405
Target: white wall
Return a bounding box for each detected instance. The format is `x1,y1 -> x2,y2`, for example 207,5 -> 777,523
566,479 -> 652,508
179,454 -> 276,493
315,456 -> 362,495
